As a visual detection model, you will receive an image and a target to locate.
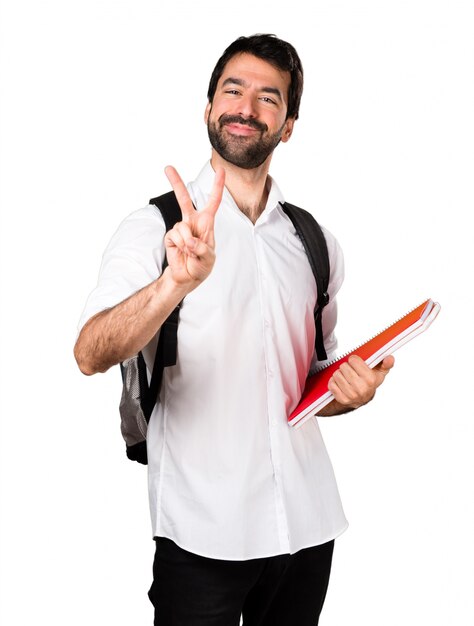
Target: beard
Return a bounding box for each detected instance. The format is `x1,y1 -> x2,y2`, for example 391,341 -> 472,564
207,113 -> 285,170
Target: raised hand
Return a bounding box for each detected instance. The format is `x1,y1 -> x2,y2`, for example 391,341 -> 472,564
163,165 -> 225,291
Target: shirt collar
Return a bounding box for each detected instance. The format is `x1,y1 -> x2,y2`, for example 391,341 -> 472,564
190,161 -> 286,220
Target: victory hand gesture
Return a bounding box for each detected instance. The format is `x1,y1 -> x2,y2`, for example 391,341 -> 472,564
164,165 -> 225,291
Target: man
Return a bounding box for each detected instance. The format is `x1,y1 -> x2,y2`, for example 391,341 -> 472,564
74,34 -> 394,626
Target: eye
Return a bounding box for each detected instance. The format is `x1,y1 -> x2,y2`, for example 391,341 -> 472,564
260,96 -> 277,105
225,89 -> 241,96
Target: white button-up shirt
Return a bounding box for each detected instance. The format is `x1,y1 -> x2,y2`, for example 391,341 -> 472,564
79,161 -> 348,560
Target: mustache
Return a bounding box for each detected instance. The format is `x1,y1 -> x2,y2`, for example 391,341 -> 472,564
218,114 -> 268,133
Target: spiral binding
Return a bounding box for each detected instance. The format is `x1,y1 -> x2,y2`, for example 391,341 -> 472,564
314,299 -> 430,373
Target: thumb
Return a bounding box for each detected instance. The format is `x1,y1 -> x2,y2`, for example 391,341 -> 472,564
377,355 -> 395,373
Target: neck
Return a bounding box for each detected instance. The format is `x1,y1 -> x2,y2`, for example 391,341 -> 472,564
210,151 -> 272,224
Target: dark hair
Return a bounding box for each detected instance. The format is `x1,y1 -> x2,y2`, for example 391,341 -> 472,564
207,34 -> 304,120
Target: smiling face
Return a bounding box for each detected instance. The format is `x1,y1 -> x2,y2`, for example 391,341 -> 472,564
205,53 -> 295,170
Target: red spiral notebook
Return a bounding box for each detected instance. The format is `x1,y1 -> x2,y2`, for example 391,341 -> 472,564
289,298 -> 441,429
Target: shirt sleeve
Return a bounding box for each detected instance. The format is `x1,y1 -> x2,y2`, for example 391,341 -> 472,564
77,205 -> 166,333
309,225 -> 345,373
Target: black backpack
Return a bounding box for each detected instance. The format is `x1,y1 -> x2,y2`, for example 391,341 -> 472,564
119,192 -> 330,464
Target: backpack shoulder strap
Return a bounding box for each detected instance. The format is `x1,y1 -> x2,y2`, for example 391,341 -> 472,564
139,192 -> 183,421
280,201 -> 330,361
149,191 -> 183,270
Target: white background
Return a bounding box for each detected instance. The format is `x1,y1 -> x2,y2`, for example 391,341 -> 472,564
1,1 -> 473,624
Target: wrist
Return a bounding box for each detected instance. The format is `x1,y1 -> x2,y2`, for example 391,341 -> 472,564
317,398 -> 356,417
158,266 -> 193,301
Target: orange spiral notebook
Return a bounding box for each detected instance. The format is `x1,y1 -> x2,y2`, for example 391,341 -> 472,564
289,298 -> 441,428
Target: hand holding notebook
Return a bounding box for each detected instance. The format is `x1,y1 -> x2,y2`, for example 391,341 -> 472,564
289,298 -> 440,428
325,352 -> 395,413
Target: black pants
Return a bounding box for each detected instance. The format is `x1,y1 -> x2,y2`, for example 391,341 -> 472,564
148,537 -> 335,626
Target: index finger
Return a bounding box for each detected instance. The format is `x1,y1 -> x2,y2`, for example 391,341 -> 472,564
346,355 -> 369,373
164,165 -> 196,221
203,166 -> 226,217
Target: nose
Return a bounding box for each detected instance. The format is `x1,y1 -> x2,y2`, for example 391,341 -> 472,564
237,92 -> 258,119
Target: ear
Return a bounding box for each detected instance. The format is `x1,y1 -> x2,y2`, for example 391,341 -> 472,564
204,101 -> 211,124
281,117 -> 295,143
